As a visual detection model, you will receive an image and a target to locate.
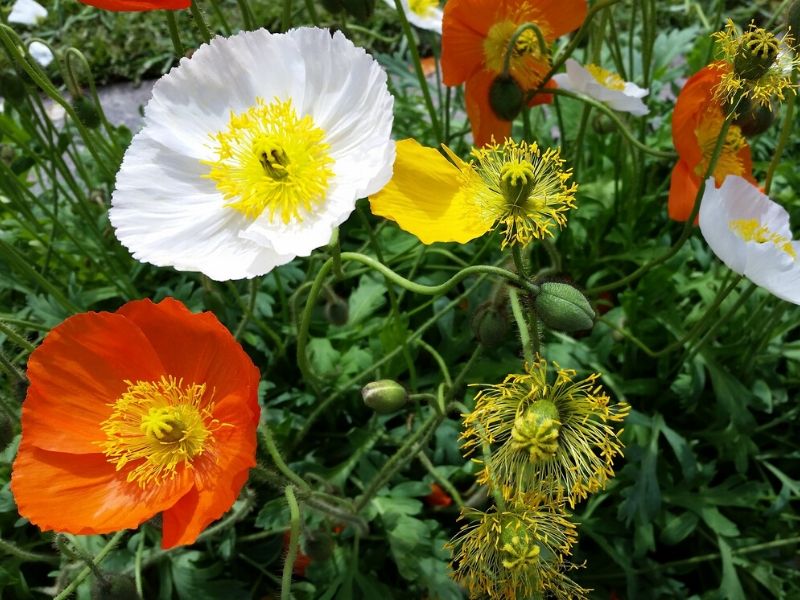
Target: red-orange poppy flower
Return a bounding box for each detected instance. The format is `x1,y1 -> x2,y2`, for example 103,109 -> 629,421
78,0 -> 190,10
668,63 -> 757,222
11,298 -> 260,549
424,482 -> 453,507
442,0 -> 587,146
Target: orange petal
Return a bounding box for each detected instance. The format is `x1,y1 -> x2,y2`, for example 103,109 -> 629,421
441,0 -> 492,85
465,69 -> 513,146
117,298 -> 261,403
672,64 -> 726,166
524,0 -> 587,39
529,78 -> 556,106
11,443 -> 192,535
23,311 -> 164,454
668,160 -> 701,223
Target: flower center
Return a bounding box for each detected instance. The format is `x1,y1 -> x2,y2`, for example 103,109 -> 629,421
99,376 -> 225,487
729,219 -> 797,258
694,110 -> 746,181
466,139 -> 577,247
408,0 -> 437,17
510,399 -> 561,462
586,64 -> 626,91
499,516 -> 541,569
205,97 -> 334,223
483,18 -> 551,88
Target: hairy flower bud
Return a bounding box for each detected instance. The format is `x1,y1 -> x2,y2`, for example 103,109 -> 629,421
733,25 -> 780,81
361,379 -> 408,414
72,95 -> 102,130
732,95 -> 778,136
489,74 -> 525,121
472,301 -> 509,348
534,282 -> 595,332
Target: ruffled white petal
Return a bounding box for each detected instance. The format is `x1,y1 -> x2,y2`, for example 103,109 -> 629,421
110,27 -> 394,281
9,0 -> 47,26
699,176 -> 800,305
555,59 -> 649,116
383,0 -> 442,33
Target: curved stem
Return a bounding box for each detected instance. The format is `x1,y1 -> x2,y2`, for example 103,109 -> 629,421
260,426 -> 311,492
765,84 -> 796,195
416,339 -> 453,389
281,486 -> 301,600
503,22 -> 548,76
189,2 -> 212,43
509,288 -> 535,364
54,531 -> 126,600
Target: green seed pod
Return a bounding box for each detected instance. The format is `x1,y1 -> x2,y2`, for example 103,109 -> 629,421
733,97 -> 778,136
303,529 -> 335,562
362,379 -> 408,414
341,0 -> 375,20
324,295 -> 349,326
489,74 -> 525,122
534,282 -> 595,332
90,574 -> 139,600
733,26 -> 780,81
72,95 -> 102,129
471,302 -> 509,348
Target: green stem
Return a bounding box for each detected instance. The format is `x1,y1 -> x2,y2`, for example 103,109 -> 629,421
765,85 -> 796,195
234,278 -> 260,340
0,537 -> 58,564
502,22 -> 548,76
416,339 -> 453,389
54,531 -> 126,600
166,11 -> 184,55
0,320 -> 35,352
417,451 -> 465,510
134,531 -> 145,598
302,0 -> 319,25
281,486 -> 301,600
509,288 -> 535,364
260,426 -> 311,492
393,0 -> 443,143
189,2 -> 212,43
684,281 -> 757,361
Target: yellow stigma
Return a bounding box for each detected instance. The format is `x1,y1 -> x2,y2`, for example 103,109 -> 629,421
205,97 -> 334,223
408,0 -> 437,17
510,399 -> 560,462
586,64 -> 626,91
99,376 -> 225,487
499,516 -> 541,569
729,219 -> 797,258
467,139 -> 577,248
483,16 -> 551,88
694,110 -> 746,181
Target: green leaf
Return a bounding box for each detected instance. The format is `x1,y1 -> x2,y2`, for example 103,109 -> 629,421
348,275 -> 386,325
660,511 -> 699,545
717,537 -> 746,600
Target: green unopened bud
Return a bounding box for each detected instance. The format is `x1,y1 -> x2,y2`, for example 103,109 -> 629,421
489,74 -> 525,121
732,95 -> 778,136
90,574 -> 139,600
534,282 -> 595,332
362,379 -> 408,414
499,515 -> 540,569
72,95 -> 102,129
324,295 -> 349,326
733,26 -> 780,81
304,529 -> 335,562
509,399 -> 560,462
0,72 -> 26,103
472,302 -> 509,348
341,0 -> 375,20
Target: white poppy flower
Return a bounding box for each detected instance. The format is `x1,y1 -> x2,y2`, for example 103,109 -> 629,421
8,0 -> 47,26
699,176 -> 800,305
552,59 -> 649,116
28,41 -> 53,67
384,0 -> 442,34
110,27 -> 395,281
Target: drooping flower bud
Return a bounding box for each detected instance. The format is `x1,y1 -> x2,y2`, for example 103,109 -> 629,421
733,25 -> 780,81
731,95 -> 778,136
534,282 -> 595,332
72,95 -> 102,130
489,74 -> 525,121
361,379 -> 408,414
471,301 -> 509,348
509,399 -> 560,462
324,294 -> 349,326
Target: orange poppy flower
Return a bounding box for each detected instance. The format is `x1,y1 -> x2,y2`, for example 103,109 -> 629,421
668,63 -> 757,221
424,482 -> 453,507
442,0 -> 587,146
11,298 -> 260,548
78,0 -> 190,10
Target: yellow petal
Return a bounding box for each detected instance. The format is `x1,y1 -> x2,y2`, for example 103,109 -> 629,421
369,139 -> 493,244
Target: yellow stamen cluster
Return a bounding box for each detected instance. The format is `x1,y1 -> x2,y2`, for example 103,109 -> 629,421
408,0 -> 438,17
483,13 -> 552,88
586,63 -> 626,91
712,20 -> 799,108
694,109 -> 747,180
465,139 -> 577,248
99,376 -> 225,488
448,496 -> 588,600
462,358 -> 630,506
729,218 -> 797,258
205,97 -> 334,223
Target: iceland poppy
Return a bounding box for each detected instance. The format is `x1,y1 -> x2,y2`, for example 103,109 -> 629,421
11,298 -> 260,548
78,0 -> 190,10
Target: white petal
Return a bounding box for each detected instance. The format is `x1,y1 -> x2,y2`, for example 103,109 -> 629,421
9,0 -> 47,26
383,0 -> 443,33
699,177 -> 747,275
28,41 -> 53,67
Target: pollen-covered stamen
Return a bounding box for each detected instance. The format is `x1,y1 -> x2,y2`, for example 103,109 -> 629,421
408,0 -> 437,17
510,399 -> 561,462
483,16 -> 552,88
729,219 -> 797,258
586,64 -> 626,91
99,376 -> 226,488
205,97 -> 334,223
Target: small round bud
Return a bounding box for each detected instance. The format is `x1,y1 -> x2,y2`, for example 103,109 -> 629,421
90,574 -> 139,600
0,72 -> 26,103
324,296 -> 349,326
732,96 -> 778,136
303,529 -> 335,562
509,399 -> 560,463
733,26 -> 780,81
72,96 -> 102,129
489,74 -> 525,122
534,282 -> 595,332
499,515 -> 540,569
361,379 -> 408,414
471,302 -> 509,348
